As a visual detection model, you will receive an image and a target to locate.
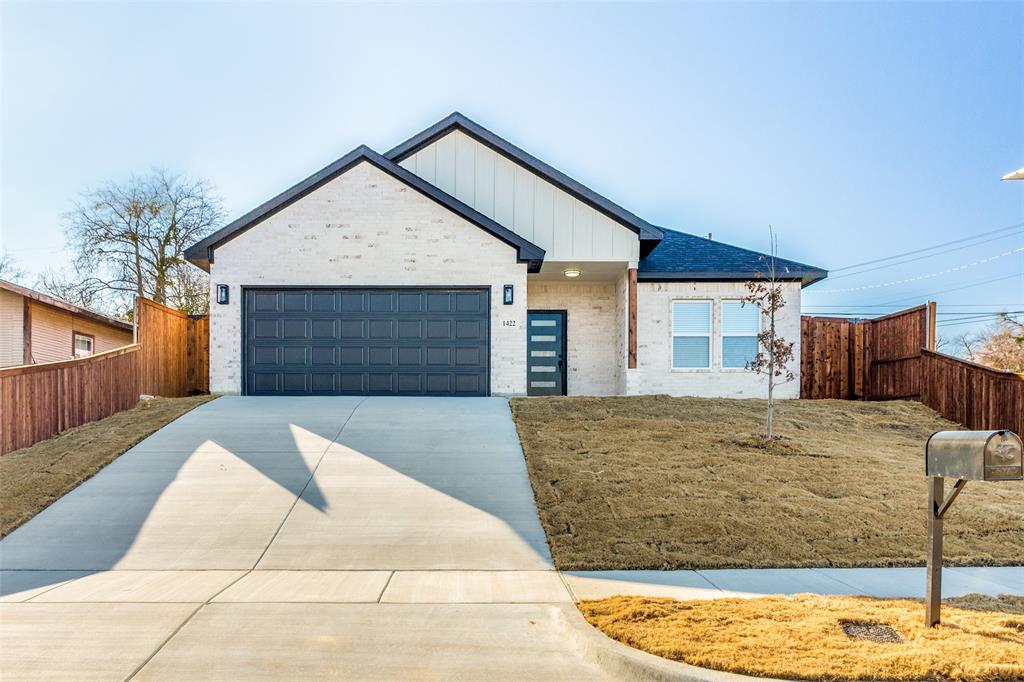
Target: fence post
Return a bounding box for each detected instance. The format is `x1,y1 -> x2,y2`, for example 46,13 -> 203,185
927,300 -> 937,351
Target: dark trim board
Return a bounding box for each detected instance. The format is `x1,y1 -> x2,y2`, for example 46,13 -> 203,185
386,113 -> 664,246
241,284 -> 493,395
185,146 -> 544,272
635,271 -> 825,286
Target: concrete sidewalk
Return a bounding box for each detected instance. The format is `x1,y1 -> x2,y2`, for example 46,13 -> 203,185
565,566 -> 1024,601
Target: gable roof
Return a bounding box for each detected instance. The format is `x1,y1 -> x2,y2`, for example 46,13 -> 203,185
184,145 -> 545,272
0,279 -> 134,331
386,112 -> 664,250
637,228 -> 828,287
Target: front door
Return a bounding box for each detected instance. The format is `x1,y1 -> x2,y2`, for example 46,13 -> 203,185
527,311 -> 566,396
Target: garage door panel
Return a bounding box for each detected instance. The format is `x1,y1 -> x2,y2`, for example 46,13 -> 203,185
311,292 -> 336,311
311,319 -> 337,338
368,320 -> 394,339
253,292 -> 280,312
340,320 -> 365,339
252,319 -> 280,339
244,288 -> 489,396
282,347 -> 308,366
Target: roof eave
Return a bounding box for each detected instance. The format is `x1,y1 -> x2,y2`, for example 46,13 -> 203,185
636,269 -> 828,287
0,279 -> 133,331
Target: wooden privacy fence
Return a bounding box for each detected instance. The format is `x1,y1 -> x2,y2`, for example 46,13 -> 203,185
135,299 -> 210,397
920,350 -> 1024,437
0,345 -> 142,453
801,302 -> 1024,435
0,297 -> 209,454
801,305 -> 929,400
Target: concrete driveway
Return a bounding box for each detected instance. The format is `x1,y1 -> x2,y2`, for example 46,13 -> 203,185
0,397 -> 611,681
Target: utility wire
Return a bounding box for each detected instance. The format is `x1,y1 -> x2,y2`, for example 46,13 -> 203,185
826,230 -> 1024,281
876,272 -> 1024,306
829,221 -> 1024,273
813,247 -> 1024,294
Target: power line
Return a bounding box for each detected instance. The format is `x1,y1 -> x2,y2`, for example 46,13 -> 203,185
813,247 -> 1024,294
829,221 -> 1024,273
937,313 -> 1022,328
804,303 -> 1024,308
876,272 -> 1023,306
826,230 -> 1024,281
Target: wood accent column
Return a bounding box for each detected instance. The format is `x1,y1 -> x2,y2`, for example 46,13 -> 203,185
628,268 -> 637,369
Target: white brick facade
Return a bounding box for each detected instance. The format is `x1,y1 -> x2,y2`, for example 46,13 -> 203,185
208,161 -> 528,395
624,281 -> 802,398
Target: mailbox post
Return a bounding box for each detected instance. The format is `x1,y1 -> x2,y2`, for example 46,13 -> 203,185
924,430 -> 1022,627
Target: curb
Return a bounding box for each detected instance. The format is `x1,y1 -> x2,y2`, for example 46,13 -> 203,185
557,605 -> 793,682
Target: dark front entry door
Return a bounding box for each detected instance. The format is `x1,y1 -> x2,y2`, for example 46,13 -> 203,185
527,311 -> 566,396
243,287 -> 490,396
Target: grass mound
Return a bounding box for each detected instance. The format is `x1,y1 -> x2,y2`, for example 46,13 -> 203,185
580,594 -> 1024,681
0,395 -> 215,537
510,396 -> 1024,570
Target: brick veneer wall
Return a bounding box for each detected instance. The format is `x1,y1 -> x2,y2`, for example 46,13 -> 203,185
208,161 -> 528,395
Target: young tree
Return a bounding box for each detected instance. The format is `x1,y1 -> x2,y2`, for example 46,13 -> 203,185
743,227 -> 796,440
63,170 -> 222,313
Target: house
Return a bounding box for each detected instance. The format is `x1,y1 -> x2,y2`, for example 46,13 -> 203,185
185,113 -> 826,398
0,280 -> 134,367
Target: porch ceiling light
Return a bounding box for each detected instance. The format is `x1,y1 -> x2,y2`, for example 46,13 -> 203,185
563,268 -> 582,278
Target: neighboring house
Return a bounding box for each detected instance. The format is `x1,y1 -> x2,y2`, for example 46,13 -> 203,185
0,280 -> 133,367
185,113 -> 826,398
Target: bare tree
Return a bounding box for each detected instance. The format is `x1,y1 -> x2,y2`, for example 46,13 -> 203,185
951,332 -> 982,362
0,252 -> 27,284
63,170 -> 222,313
166,263 -> 210,315
36,267 -> 108,313
744,227 -> 796,440
974,318 -> 1024,372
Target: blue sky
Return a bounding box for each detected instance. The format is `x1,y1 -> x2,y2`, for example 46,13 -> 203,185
2,2 -> 1021,338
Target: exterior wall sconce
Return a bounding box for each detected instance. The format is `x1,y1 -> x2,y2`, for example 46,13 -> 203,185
563,268 -> 582,278
503,284 -> 514,305
216,284 -> 230,305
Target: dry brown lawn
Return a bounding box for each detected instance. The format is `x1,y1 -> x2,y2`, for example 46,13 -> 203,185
0,395 -> 215,537
580,594 -> 1024,681
510,396 -> 1024,570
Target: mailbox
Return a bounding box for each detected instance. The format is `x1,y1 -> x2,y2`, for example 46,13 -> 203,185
926,430 -> 1023,481
923,429 -> 1022,628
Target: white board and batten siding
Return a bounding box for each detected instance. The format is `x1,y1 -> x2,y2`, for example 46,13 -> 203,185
399,130 -> 639,263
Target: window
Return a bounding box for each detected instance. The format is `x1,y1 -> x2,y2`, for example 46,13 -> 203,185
671,301 -> 711,369
722,302 -> 760,369
73,332 -> 94,357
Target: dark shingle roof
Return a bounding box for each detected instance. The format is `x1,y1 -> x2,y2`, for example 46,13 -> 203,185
637,228 -> 827,287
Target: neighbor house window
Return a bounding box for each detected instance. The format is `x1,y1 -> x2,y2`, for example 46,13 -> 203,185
721,302 -> 760,369
73,332 -> 94,357
671,301 -> 711,369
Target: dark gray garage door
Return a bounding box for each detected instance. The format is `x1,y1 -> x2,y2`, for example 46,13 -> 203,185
243,288 -> 490,396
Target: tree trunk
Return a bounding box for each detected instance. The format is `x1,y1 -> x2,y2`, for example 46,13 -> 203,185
766,307 -> 776,439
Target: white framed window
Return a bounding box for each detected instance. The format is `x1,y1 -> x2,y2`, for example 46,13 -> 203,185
721,301 -> 760,369
73,332 -> 94,357
671,301 -> 711,369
